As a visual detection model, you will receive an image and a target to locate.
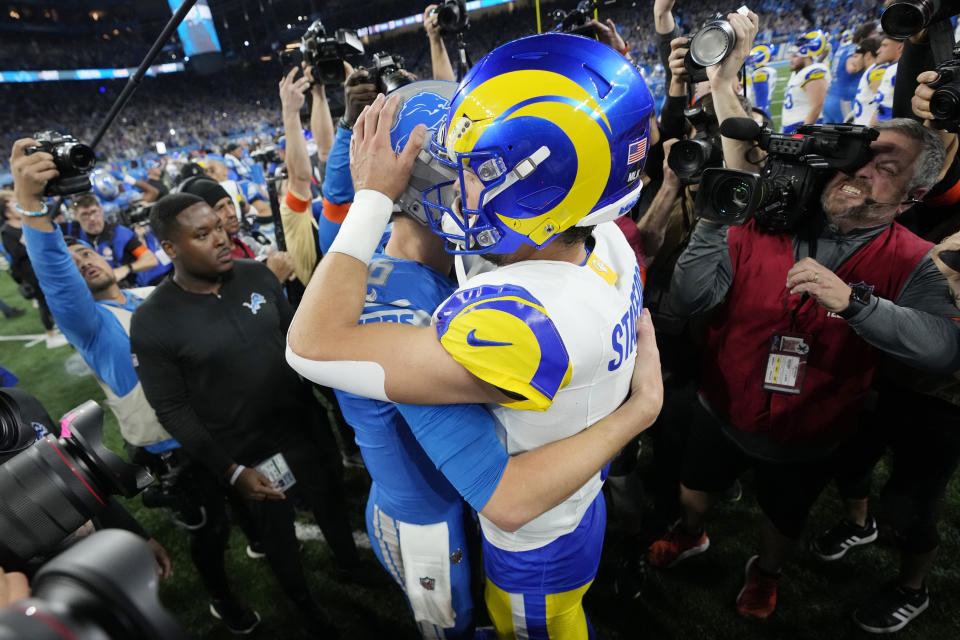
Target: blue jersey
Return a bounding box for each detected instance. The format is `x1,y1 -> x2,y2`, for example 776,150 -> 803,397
335,254 -> 507,520
823,42 -> 859,123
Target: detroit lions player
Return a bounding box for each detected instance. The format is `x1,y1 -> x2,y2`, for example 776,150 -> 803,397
288,33 -> 661,638
782,30 -> 832,133
823,30 -> 859,123
746,44 -> 778,118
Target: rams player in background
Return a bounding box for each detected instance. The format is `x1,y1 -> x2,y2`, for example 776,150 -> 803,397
782,30 -> 832,133
745,43 -> 778,118
287,33 -> 661,639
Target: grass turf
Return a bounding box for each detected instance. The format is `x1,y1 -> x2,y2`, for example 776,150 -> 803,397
1,219 -> 959,638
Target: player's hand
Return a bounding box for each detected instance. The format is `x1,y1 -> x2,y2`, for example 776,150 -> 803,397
279,67 -> 310,114
343,68 -> 378,128
627,309 -> 663,431
913,70 -> 939,121
707,10 -> 759,85
786,257 -> 852,313
234,467 -> 285,501
350,93 -> 427,201
589,18 -> 628,56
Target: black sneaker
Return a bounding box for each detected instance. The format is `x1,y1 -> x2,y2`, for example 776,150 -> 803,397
853,582 -> 929,634
810,517 -> 878,561
210,598 -> 261,635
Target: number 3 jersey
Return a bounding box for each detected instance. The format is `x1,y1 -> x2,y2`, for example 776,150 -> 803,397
433,221 -> 643,552
782,62 -> 831,133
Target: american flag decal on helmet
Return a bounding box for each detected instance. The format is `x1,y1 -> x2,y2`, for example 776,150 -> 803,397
627,138 -> 647,164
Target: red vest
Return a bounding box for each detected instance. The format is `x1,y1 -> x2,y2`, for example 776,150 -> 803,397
700,220 -> 932,446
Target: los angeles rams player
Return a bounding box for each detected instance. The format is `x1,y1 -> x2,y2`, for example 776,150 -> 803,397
850,38 -> 885,125
745,44 -> 778,117
782,30 -> 832,133
823,30 -> 858,123
871,35 -> 903,125
288,33 -> 659,638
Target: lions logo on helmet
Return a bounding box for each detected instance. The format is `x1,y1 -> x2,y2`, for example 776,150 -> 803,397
792,30 -> 827,59
90,169 -> 119,202
388,80 -> 459,225
422,32 -> 654,255
748,44 -> 774,68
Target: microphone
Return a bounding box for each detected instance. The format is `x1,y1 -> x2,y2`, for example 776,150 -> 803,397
862,197 -> 922,206
719,117 -> 763,141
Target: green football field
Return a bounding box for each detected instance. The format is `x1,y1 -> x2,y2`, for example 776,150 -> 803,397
2,258 -> 959,638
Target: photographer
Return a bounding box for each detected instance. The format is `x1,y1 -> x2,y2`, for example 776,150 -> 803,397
424,4 -> 457,82
648,119 -> 960,621
7,139 -> 261,634
60,192 -> 159,286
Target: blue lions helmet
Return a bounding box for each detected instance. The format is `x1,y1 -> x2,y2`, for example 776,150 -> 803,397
748,44 -> 774,68
792,30 -> 827,59
90,169 -> 119,202
387,79 -> 459,225
422,32 -> 654,255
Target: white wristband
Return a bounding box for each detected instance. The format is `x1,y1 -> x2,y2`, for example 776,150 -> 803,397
228,464 -> 246,486
326,189 -> 394,265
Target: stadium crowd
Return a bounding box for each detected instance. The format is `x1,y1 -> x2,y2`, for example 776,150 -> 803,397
2,0 -> 960,638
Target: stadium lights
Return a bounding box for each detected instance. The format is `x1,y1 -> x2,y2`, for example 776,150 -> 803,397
244,40 -> 250,46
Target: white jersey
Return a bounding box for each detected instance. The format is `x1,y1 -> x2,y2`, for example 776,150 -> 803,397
852,62 -> 888,125
875,61 -> 898,121
782,62 -> 831,132
435,222 -> 641,551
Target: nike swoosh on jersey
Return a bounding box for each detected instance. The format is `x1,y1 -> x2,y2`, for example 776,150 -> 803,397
466,329 -> 514,348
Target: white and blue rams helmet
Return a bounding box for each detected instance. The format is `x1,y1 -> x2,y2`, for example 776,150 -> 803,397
791,29 -> 828,59
422,32 -> 654,255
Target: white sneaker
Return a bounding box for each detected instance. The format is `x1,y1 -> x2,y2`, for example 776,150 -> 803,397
46,333 -> 69,349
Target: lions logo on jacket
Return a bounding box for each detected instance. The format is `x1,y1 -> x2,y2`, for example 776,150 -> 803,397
243,293 -> 266,315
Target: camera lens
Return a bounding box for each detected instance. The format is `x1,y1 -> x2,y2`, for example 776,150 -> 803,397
714,176 -> 755,217
880,0 -> 939,39
0,401 -> 151,566
63,143 -> 95,172
690,21 -> 736,67
931,85 -> 960,121
668,139 -> 712,180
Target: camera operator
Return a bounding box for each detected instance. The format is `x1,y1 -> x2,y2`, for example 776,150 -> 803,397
60,192 -> 159,287
648,118 -> 960,621
424,4 -> 457,82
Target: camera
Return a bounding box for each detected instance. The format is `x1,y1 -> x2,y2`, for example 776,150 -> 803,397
0,393 -> 153,567
881,0 -> 960,38
300,19 -> 364,86
696,119 -> 877,232
684,11 -> 741,84
370,51 -> 413,94
0,529 -> 187,640
251,145 -> 283,166
434,0 -> 470,35
125,202 -> 152,226
24,131 -> 96,197
552,0 -> 618,36
924,44 -> 960,132
667,98 -> 723,183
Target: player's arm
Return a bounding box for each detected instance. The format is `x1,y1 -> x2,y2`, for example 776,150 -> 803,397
401,310 -> 663,532
287,94 -> 509,406
802,72 -> 828,125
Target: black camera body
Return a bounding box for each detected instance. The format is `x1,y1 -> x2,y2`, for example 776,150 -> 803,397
668,99 -> 724,183
553,0 -> 618,36
300,19 -> 364,87
370,51 -> 413,94
881,0 -> 960,38
25,131 -> 96,197
435,0 -> 470,35
684,13 -> 738,85
251,145 -> 282,166
697,119 -> 877,232
926,45 -> 960,132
